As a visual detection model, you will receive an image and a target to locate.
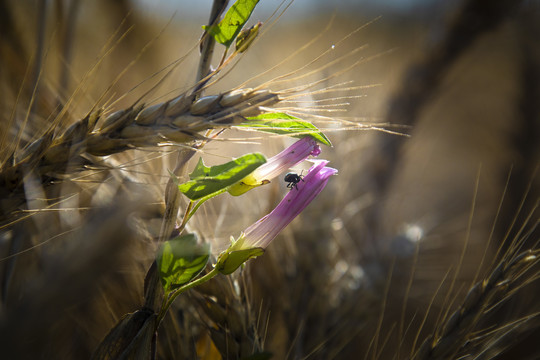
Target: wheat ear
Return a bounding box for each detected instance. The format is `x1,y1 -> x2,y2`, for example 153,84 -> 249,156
413,249 -> 540,360
0,88 -> 279,223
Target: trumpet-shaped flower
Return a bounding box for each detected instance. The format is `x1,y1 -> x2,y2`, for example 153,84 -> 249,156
228,137 -> 320,195
233,160 -> 337,250
251,137 -> 321,182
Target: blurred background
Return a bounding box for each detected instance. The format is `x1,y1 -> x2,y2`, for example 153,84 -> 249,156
0,0 -> 539,359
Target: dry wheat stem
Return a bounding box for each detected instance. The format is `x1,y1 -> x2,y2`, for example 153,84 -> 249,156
412,249 -> 540,360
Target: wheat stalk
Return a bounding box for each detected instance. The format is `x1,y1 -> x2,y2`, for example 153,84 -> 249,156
412,248 -> 540,360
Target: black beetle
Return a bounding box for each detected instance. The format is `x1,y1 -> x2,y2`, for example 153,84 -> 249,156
284,172 -> 304,190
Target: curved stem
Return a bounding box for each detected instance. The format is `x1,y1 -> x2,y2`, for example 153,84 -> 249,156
157,266 -> 220,324
177,188 -> 228,234
176,200 -> 194,235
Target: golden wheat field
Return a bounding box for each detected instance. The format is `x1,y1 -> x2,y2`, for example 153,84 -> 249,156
0,0 -> 539,359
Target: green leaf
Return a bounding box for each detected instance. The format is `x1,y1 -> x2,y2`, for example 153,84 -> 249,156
203,0 -> 260,48
157,234 -> 210,293
217,247 -> 265,275
240,112 -> 332,146
179,153 -> 266,200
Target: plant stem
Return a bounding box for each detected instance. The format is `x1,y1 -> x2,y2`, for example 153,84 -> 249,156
195,0 -> 229,94
177,188 -> 228,234
157,266 -> 220,324
159,148 -> 196,242
176,200 -> 194,234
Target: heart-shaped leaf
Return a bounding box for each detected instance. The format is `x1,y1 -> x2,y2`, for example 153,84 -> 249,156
179,153 -> 266,200
157,234 -> 210,293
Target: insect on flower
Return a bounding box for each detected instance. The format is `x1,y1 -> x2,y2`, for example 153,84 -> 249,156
230,160 -> 337,251
284,172 -> 304,190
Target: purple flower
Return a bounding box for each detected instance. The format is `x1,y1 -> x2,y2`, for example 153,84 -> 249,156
228,137 -> 320,195
233,160 -> 337,249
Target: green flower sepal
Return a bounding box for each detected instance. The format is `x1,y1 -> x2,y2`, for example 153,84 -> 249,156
215,235 -> 264,275
227,173 -> 270,196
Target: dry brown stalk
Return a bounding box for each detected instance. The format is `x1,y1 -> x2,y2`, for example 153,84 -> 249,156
412,249 -> 540,360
